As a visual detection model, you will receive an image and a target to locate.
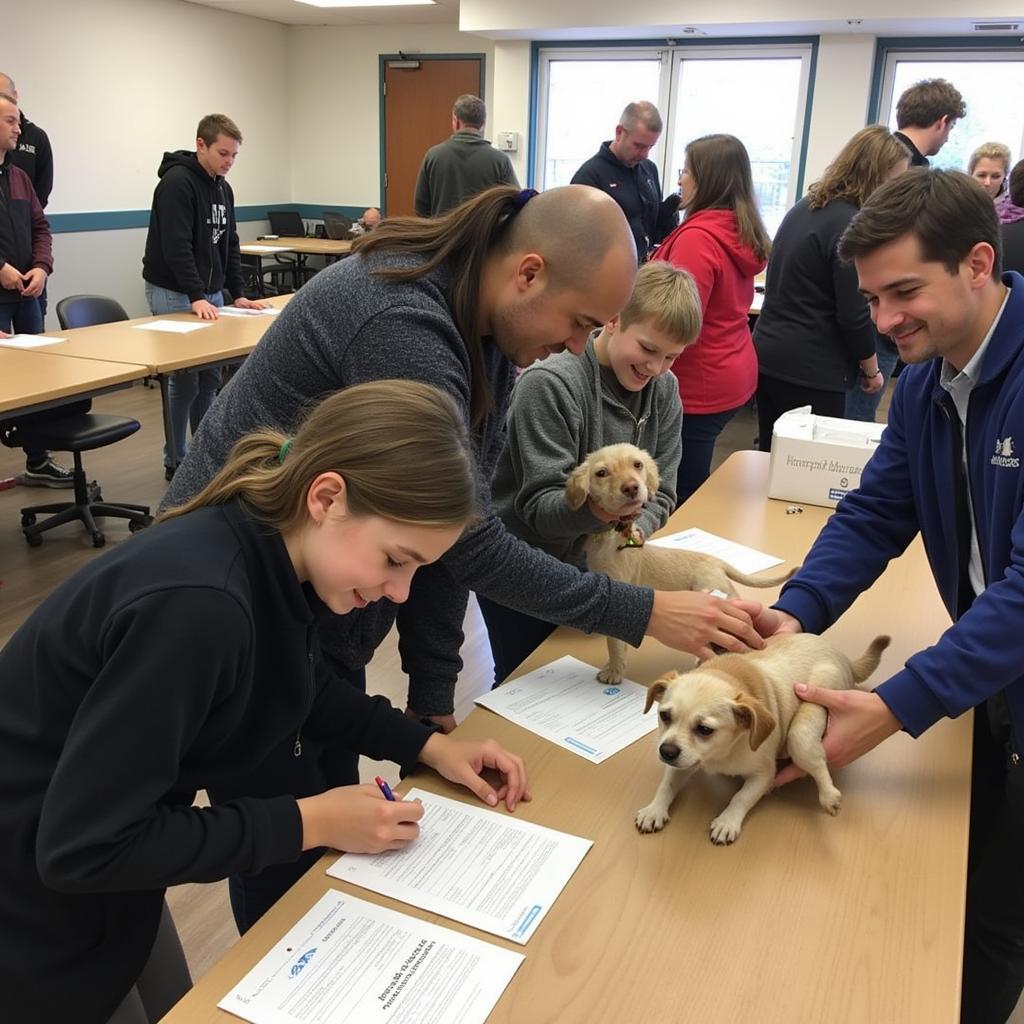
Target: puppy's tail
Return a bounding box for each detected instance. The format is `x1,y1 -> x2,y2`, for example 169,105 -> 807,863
849,635 -> 892,686
723,563 -> 800,589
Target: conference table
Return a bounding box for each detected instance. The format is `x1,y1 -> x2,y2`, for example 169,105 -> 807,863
161,451 -> 968,1024
241,237 -> 353,294
28,294 -> 292,469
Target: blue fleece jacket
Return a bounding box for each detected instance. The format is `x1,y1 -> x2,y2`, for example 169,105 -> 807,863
775,272 -> 1024,748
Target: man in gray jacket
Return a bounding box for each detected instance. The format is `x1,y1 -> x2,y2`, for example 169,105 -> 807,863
414,94 -> 518,217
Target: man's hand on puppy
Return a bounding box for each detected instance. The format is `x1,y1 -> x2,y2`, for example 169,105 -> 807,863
648,591 -> 766,661
773,686 -> 902,788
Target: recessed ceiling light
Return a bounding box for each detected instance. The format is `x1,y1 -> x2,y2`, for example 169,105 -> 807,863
296,0 -> 436,7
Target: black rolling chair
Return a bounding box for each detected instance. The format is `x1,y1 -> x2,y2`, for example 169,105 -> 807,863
0,295 -> 153,548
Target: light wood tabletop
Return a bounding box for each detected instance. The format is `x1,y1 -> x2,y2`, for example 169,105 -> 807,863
32,293 -> 292,375
0,347 -> 149,416
242,237 -> 352,258
161,451 -> 969,1024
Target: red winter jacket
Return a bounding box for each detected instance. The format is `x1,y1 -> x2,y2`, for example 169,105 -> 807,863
0,159 -> 52,302
654,209 -> 765,414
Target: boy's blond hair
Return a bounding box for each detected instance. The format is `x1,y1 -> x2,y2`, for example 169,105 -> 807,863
619,261 -> 702,347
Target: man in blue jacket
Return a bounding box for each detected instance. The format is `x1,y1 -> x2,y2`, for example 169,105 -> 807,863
769,168 -> 1024,1024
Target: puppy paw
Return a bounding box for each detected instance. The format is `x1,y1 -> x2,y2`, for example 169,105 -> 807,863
819,785 -> 842,816
635,803 -> 670,833
708,814 -> 743,845
597,664 -> 623,684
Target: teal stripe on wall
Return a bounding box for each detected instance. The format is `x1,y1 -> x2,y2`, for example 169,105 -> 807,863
47,203 -> 366,234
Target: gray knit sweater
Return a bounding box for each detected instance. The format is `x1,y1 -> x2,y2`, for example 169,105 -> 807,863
492,337 -> 682,564
163,251 -> 654,713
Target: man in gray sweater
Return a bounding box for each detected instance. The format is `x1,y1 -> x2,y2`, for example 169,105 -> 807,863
164,184 -> 772,928
414,94 -> 518,217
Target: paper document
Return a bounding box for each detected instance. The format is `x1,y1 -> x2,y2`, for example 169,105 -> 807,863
647,526 -> 784,574
133,319 -> 213,334
0,334 -> 65,348
219,889 -> 522,1024
242,243 -> 291,253
217,305 -> 281,317
475,654 -> 656,763
328,789 -> 592,944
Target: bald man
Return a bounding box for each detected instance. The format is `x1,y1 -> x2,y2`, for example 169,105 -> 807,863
0,74 -> 51,209
163,185 -> 771,933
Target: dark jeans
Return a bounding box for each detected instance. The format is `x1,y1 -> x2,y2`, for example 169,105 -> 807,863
960,709 -> 1024,1023
477,594 -> 557,687
0,296 -> 53,465
209,666 -> 367,935
677,405 -> 744,505
755,374 -> 846,453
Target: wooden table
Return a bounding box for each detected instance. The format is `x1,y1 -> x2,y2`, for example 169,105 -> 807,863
162,451 -> 968,1024
31,295 -> 291,468
241,238 -> 352,295
0,347 -> 149,416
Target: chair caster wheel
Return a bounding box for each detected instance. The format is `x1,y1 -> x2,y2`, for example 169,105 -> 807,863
21,513 -> 36,527
25,532 -> 43,547
129,515 -> 153,533
92,531 -> 106,548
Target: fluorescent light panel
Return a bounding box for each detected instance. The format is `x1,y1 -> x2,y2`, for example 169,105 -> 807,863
296,0 -> 435,7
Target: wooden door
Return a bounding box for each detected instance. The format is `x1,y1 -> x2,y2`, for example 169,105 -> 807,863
382,56 -> 483,217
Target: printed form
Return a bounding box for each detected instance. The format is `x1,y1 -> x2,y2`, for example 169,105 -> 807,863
132,319 -> 213,334
219,889 -> 522,1024
474,654 -> 656,763
217,306 -> 282,317
0,334 -> 65,348
647,526 -> 784,574
328,789 -> 591,944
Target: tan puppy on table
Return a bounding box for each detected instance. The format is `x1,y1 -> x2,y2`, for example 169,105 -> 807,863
635,633 -> 891,844
565,443 -> 796,683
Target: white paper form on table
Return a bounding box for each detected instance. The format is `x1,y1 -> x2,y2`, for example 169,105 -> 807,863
327,789 -> 592,945
218,889 -> 523,1024
646,526 -> 783,574
131,319 -> 213,334
0,334 -> 65,348
217,305 -> 282,317
474,654 -> 656,763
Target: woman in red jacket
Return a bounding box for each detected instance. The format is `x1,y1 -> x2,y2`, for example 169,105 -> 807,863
654,134 -> 771,503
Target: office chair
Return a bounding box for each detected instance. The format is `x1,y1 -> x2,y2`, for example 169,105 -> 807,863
263,210 -> 317,292
267,209 -> 306,237
0,295 -> 153,548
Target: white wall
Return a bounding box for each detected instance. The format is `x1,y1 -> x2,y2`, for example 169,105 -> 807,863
492,41 -> 533,185
7,0 -> 289,321
287,24 -> 497,207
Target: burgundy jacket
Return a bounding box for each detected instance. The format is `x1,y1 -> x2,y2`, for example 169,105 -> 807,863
0,159 -> 53,302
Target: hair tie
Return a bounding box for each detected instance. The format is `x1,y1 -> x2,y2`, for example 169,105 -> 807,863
278,438 -> 294,464
512,188 -> 538,211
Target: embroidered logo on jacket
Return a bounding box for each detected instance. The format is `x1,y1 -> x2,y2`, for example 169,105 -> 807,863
17,143 -> 36,155
991,436 -> 1021,469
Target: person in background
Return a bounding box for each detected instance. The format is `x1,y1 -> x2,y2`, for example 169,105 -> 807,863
893,78 -> 965,167
0,379 -> 530,1024
482,261 -> 702,682
997,158 -> 1024,226
0,91 -> 72,487
571,100 -> 681,262
349,206 -> 381,236
652,133 -> 771,502
765,168 -> 1024,1024
969,142 -> 1011,200
753,126 -> 910,434
141,113 -> 267,480
1000,162 -> 1024,276
0,72 -> 53,322
414,95 -> 518,218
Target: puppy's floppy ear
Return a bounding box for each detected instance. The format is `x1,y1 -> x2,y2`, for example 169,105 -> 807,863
565,462 -> 591,511
644,671 -> 677,713
642,450 -> 660,495
732,693 -> 777,750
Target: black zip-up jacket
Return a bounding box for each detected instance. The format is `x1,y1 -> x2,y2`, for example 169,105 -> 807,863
9,112 -> 53,207
0,502 -> 432,1024
142,149 -> 245,302
571,141 -> 680,261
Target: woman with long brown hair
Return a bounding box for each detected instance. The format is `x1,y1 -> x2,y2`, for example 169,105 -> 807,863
753,126 -> 910,436
0,379 -> 529,1024
653,133 -> 771,502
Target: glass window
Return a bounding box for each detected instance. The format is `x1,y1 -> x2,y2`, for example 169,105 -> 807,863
879,51 -> 1024,172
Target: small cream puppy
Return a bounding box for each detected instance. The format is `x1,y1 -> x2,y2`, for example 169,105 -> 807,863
565,443 -> 796,682
635,633 -> 891,845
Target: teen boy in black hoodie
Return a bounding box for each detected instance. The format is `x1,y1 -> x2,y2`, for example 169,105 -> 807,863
142,113 -> 265,479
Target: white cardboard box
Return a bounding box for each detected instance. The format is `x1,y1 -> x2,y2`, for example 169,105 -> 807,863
767,406 -> 885,508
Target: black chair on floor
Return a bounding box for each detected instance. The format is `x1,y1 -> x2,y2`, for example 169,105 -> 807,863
0,295 -> 153,548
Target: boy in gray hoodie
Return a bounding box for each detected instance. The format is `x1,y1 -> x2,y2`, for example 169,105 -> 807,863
484,261 -> 702,681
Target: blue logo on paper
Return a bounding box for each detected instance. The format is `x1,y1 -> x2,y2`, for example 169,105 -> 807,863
603,687 -> 620,696
290,948 -> 318,977
828,487 -> 848,502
